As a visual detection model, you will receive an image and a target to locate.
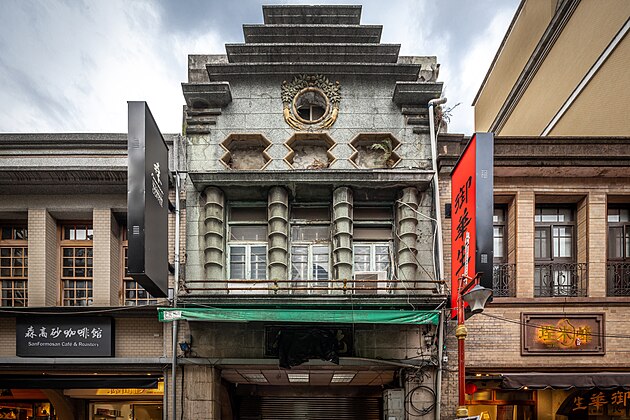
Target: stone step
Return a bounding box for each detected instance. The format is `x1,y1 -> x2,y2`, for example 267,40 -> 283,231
263,5 -> 362,25
205,62 -> 421,81
243,24 -> 382,44
225,43 -> 400,64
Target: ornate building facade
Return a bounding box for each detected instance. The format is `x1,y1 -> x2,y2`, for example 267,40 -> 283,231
164,4 -> 449,420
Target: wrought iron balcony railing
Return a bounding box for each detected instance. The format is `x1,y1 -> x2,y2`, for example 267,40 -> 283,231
180,278 -> 444,297
534,262 -> 587,297
492,263 -> 516,297
607,262 -> 630,296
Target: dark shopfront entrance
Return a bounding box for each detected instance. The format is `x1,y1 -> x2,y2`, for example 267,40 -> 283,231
223,367 -> 391,420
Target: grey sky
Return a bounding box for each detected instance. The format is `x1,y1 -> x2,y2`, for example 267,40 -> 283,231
0,0 -> 520,135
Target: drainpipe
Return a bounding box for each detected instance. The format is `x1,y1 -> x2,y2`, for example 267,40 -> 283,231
435,309 -> 445,420
171,136 -> 182,420
428,97 -> 446,420
428,97 -> 447,285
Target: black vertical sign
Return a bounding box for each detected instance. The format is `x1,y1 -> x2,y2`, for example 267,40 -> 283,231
127,102 -> 169,297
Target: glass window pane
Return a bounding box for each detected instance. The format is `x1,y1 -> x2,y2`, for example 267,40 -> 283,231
64,226 -> 74,240
534,228 -> 550,259
540,208 -> 558,222
75,226 -> 87,240
494,226 -> 504,259
353,227 -> 392,241
1,248 -> 9,257
354,207 -> 393,221
230,226 -> 267,241
291,226 -> 330,241
1,228 -> 11,240
553,226 -> 573,258
626,228 -> 630,258
76,248 -> 85,257
229,246 -> 246,279
558,208 -> 572,222
493,208 -> 505,223
291,246 -> 309,281
620,209 -> 630,222
291,207 -> 330,222
87,228 -> 94,240
15,228 -> 27,240
312,246 -> 329,280
250,246 -> 267,280
608,208 -> 620,223
230,207 -> 267,222
63,248 -> 74,257
608,227 -> 623,259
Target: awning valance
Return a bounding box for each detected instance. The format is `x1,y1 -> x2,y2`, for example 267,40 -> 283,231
502,372 -> 630,390
158,308 -> 439,325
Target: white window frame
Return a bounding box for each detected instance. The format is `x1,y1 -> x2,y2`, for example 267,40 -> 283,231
228,244 -> 267,280
290,243 -> 331,293
352,242 -> 392,274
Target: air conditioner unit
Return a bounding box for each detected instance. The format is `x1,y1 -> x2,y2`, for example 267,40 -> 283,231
353,271 -> 388,294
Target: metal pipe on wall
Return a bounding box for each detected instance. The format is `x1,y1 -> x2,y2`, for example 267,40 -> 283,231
171,146 -> 182,420
428,97 -> 447,285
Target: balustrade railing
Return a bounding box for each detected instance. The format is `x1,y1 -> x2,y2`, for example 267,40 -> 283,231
180,278 -> 444,296
606,262 -> 630,296
534,263 -> 587,297
492,263 -> 516,297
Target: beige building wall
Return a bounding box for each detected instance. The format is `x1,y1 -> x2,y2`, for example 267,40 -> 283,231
28,209 -> 58,306
474,0 -> 555,131
550,35 -> 630,136
474,0 -> 630,135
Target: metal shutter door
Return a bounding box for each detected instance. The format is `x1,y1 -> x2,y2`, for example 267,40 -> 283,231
239,396 -> 381,420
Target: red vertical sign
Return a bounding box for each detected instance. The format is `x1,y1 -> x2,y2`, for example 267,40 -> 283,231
450,133 -> 494,316
451,135 -> 477,313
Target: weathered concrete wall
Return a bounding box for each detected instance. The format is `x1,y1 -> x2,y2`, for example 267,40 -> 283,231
187,77 -> 431,173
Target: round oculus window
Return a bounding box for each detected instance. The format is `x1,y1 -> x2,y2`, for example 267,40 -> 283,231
292,88 -> 329,124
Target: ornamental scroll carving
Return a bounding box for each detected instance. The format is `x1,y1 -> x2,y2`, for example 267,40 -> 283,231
281,74 -> 340,131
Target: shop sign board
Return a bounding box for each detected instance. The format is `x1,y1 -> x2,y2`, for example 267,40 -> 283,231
127,101 -> 169,297
64,381 -> 164,398
522,313 -> 604,355
558,389 -> 630,417
16,317 -> 114,357
450,133 -> 494,314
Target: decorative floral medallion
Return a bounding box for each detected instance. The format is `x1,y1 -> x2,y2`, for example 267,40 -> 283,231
281,75 -> 340,131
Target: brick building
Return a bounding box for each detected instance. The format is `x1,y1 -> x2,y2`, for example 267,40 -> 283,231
439,1 -> 630,419
0,133 -> 183,420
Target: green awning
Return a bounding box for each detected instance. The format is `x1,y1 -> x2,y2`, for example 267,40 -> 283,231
158,307 -> 439,325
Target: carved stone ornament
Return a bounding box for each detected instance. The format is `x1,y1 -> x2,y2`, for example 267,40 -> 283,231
281,75 -> 340,131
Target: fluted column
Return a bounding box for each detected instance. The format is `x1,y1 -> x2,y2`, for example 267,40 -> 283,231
203,187 -> 225,283
268,187 -> 289,290
397,187 -> 419,288
333,187 -> 353,291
